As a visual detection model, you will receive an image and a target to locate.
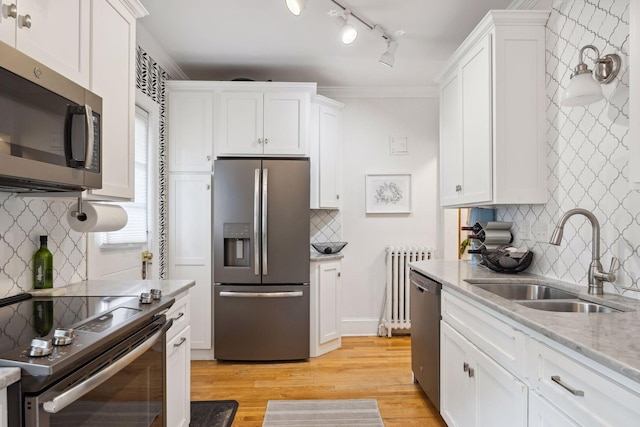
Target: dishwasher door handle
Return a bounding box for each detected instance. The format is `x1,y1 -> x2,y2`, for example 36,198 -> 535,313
219,291 -> 303,298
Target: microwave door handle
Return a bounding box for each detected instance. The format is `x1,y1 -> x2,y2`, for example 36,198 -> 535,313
262,167 -> 268,276
42,320 -> 172,414
254,168 -> 260,276
64,106 -> 84,168
83,104 -> 94,170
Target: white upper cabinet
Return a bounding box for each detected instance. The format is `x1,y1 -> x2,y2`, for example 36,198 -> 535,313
310,95 -> 343,209
436,10 -> 550,208
216,83 -> 313,156
0,0 -> 90,86
88,0 -> 144,200
167,86 -> 214,172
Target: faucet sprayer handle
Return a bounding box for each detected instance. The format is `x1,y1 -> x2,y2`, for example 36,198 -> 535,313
608,257 -> 620,275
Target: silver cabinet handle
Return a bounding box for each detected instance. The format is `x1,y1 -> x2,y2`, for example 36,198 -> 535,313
253,168 -> 260,276
20,13 -> 31,28
336,194 -> 340,200
206,155 -> 211,161
551,375 -> 584,396
220,291 -> 303,298
262,168 -> 268,275
6,4 -> 17,18
171,312 -> 184,321
258,138 -> 263,144
463,362 -> 469,372
43,322 -> 170,413
264,138 -> 269,144
468,367 -> 475,378
206,184 -> 210,190
173,337 -> 187,347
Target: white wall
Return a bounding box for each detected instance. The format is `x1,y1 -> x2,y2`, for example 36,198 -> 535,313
332,96 -> 440,335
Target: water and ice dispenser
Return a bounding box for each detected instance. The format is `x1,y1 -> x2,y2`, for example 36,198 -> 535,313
223,223 -> 251,267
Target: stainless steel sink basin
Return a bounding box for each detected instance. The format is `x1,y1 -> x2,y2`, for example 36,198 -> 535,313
518,300 -> 621,313
472,283 -> 577,300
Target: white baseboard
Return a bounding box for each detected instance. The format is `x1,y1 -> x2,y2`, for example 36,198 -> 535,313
191,349 -> 215,360
340,317 -> 381,336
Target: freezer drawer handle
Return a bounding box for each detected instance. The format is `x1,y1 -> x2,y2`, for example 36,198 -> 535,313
219,291 -> 303,298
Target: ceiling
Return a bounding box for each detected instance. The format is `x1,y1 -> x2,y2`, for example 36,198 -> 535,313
138,0 -> 514,88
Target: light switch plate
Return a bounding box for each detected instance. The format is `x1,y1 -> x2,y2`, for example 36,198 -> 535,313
531,221 -> 549,242
519,220 -> 531,240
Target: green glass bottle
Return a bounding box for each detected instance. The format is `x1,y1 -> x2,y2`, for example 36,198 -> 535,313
33,235 -> 53,289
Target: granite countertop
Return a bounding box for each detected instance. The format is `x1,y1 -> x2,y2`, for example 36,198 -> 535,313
310,252 -> 344,261
30,279 -> 195,299
0,367 -> 20,389
409,259 -> 640,384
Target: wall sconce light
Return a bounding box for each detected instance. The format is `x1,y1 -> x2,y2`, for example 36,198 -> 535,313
561,44 -> 621,107
285,0 -> 308,16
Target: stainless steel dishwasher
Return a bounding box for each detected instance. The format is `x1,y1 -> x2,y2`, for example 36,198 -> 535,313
410,269 -> 441,410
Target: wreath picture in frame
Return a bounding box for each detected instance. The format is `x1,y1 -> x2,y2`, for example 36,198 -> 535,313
365,174 -> 412,214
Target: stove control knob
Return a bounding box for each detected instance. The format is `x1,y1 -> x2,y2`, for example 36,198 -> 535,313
29,338 -> 53,357
150,289 -> 162,300
139,292 -> 152,304
52,328 -> 75,346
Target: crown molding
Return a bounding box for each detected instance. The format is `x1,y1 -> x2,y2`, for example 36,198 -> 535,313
508,0 -> 553,10
136,24 -> 189,80
119,0 -> 148,19
318,86 -> 438,99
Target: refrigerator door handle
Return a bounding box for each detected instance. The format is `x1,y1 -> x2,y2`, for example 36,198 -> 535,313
262,168 -> 269,275
254,168 -> 260,276
219,291 -> 303,298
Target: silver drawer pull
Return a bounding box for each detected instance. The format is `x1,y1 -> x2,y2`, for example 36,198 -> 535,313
463,362 -> 469,372
173,337 -> 187,347
551,375 -> 584,396
171,312 -> 184,321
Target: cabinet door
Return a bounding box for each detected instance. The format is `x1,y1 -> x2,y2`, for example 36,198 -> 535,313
439,70 -> 463,206
441,322 -> 476,427
263,92 -> 308,155
166,325 -> 191,427
89,0 -> 136,200
318,105 -> 341,208
529,391 -> 581,427
168,90 -> 214,172
459,33 -> 492,205
318,261 -> 340,344
217,91 -> 264,155
168,174 -> 212,350
16,0 -> 89,86
475,342 -> 527,427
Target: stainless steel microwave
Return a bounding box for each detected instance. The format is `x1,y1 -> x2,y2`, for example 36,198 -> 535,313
0,42 -> 102,193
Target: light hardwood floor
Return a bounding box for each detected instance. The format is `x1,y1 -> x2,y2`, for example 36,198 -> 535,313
191,336 -> 446,426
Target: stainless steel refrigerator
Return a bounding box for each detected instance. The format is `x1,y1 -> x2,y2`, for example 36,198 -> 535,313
213,157 -> 310,361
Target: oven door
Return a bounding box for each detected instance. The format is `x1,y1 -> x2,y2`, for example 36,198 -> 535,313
24,318 -> 171,427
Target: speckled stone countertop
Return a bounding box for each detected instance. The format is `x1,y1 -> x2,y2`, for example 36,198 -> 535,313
409,259 -> 640,384
0,367 -> 20,389
310,253 -> 344,261
30,279 -> 195,298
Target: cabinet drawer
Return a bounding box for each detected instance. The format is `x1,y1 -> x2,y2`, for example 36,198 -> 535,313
166,294 -> 190,340
442,290 -> 525,375
531,340 -> 640,426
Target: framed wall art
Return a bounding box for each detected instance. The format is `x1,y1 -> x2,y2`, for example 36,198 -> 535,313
365,174 -> 412,214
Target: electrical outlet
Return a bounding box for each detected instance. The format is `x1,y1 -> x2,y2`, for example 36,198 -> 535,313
530,221 -> 549,242
519,220 -> 531,240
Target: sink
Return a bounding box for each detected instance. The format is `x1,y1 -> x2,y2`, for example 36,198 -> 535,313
518,300 -> 621,313
472,283 -> 578,300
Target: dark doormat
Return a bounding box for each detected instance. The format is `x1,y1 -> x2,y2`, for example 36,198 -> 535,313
190,400 -> 238,427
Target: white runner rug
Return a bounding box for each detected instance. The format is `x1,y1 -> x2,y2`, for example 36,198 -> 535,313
262,399 -> 384,426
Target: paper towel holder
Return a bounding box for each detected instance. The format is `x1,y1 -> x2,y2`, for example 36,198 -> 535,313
70,197 -> 88,222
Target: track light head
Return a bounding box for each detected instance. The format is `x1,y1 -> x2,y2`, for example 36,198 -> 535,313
285,0 -> 308,16
379,39 -> 398,67
335,10 -> 357,44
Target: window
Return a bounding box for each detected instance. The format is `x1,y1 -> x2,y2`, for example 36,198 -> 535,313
101,106 -> 149,246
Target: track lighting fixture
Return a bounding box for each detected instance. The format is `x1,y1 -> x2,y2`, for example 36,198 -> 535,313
335,10 -> 357,44
379,39 -> 398,67
284,0 -> 399,66
561,44 -> 621,107
285,0 -> 308,16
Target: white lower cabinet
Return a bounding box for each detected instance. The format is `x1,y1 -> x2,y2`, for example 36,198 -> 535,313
441,321 -> 527,427
529,391 -> 581,427
165,292 -> 191,427
310,259 -> 341,357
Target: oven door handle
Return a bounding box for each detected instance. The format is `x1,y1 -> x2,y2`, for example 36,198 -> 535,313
42,320 -> 172,414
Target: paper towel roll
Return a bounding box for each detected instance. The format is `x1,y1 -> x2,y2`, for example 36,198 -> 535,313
67,202 -> 128,232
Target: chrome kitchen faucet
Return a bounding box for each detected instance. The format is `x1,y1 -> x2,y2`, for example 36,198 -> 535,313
549,208 -> 619,295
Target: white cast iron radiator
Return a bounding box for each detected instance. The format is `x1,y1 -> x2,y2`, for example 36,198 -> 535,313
380,245 -> 433,337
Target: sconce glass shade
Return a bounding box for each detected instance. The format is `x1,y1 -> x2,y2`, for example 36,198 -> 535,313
560,72 -> 604,107
380,40 -> 398,67
285,0 -> 307,16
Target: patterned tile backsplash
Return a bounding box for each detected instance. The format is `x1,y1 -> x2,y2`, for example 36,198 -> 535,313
0,193 -> 85,298
310,209 -> 342,248
497,0 -> 639,297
